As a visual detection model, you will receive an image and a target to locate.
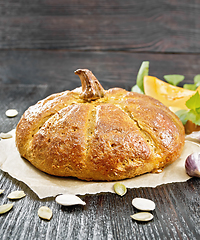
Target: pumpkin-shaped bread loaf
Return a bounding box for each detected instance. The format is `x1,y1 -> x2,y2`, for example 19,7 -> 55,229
16,69 -> 185,181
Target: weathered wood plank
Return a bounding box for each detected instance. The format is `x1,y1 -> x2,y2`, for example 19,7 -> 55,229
0,0 -> 200,52
0,50 -> 199,90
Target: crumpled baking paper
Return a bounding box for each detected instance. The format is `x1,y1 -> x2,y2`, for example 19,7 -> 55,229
0,129 -> 200,199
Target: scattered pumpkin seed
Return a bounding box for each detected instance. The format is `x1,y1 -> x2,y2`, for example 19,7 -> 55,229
0,189 -> 4,194
132,198 -> 155,211
0,132 -> 12,139
5,109 -> 18,118
113,183 -> 127,196
38,206 -> 52,220
55,194 -> 86,206
0,204 -> 13,214
7,190 -> 26,200
130,212 -> 154,222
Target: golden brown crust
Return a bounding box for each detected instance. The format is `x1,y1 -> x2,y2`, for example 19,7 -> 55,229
16,70 -> 185,181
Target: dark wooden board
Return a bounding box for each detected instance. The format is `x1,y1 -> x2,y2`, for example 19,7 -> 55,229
0,0 -> 200,52
1,50 -> 200,90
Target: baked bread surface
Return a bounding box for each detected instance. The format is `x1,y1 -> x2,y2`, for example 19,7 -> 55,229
16,69 -> 185,181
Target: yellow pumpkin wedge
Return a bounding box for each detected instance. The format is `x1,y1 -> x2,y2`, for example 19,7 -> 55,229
143,76 -> 200,110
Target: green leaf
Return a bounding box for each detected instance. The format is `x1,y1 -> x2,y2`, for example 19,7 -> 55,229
136,61 -> 149,92
183,84 -> 197,90
163,75 -> 185,86
185,91 -> 200,110
176,92 -> 200,126
131,84 -> 144,94
186,110 -> 200,125
194,74 -> 200,87
196,107 -> 200,114
175,109 -> 189,125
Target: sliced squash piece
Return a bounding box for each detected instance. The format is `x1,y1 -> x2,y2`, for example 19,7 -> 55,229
144,76 -> 200,110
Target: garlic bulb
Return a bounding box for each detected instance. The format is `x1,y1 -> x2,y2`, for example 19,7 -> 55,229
185,152 -> 200,177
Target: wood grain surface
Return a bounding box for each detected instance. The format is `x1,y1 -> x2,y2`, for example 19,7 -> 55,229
0,50 -> 200,88
1,1 -> 200,239
0,0 -> 200,52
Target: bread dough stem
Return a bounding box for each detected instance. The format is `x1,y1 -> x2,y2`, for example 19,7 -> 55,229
74,69 -> 105,101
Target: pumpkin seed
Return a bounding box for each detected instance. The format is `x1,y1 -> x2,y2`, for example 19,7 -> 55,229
0,204 -> 13,214
113,183 -> 127,196
0,132 -> 12,139
55,194 -> 86,206
38,206 -> 52,220
5,109 -> 18,118
7,190 -> 26,200
130,212 -> 154,222
0,189 -> 4,194
132,198 -> 155,211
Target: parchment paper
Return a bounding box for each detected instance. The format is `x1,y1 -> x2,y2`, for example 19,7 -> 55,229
0,129 -> 200,199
